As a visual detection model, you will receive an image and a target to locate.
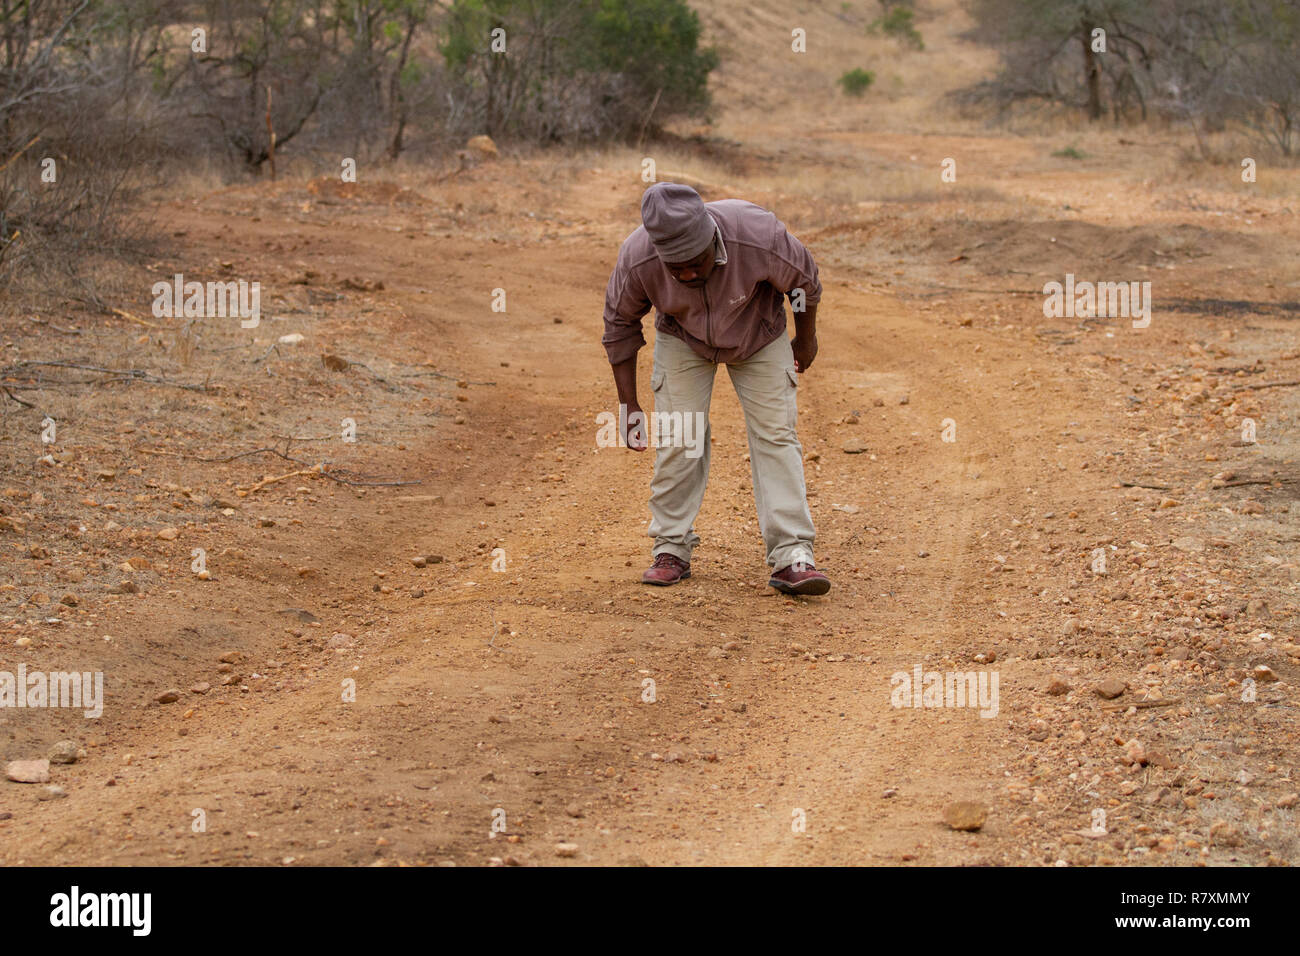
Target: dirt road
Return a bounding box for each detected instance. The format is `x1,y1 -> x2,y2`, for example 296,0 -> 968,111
3,0 -> 1297,866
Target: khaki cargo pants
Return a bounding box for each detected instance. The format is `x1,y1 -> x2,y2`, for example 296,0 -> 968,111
647,331 -> 816,569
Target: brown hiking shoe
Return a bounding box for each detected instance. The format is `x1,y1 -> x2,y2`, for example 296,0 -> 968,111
768,564 -> 831,596
642,553 -> 691,586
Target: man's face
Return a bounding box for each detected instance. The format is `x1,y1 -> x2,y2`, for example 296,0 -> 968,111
664,246 -> 716,288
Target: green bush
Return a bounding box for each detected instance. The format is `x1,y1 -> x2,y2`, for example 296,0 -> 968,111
839,68 -> 876,97
870,6 -> 924,50
441,0 -> 717,141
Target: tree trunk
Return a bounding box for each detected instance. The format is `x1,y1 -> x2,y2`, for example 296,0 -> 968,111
1082,24 -> 1102,121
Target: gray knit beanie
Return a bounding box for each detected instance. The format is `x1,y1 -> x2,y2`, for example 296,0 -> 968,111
641,182 -> 715,263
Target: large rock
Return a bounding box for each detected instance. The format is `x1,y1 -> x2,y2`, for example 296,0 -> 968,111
6,759 -> 50,783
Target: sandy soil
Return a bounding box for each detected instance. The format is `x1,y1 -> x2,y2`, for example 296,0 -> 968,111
1,0 -> 1298,866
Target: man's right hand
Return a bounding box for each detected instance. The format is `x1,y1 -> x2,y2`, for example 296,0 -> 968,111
611,357 -> 646,451
624,403 -> 648,452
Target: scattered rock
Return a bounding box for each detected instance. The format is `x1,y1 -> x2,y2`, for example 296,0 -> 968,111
279,608 -> 318,623
6,759 -> 50,783
467,134 -> 499,158
554,842 -> 579,858
1045,675 -> 1072,696
842,439 -> 868,454
1095,678 -> 1127,700
48,741 -> 80,765
943,801 -> 987,831
36,785 -> 67,801
565,804 -> 585,818
321,353 -> 350,372
191,682 -> 211,695
156,527 -> 179,541
1253,664 -> 1278,683
59,593 -> 77,607
1124,739 -> 1148,766
1209,821 -> 1243,847
153,689 -> 181,704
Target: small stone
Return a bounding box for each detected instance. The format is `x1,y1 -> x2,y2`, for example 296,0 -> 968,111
1124,739 -> 1148,766
219,651 -> 241,663
943,801 -> 987,831
156,527 -> 179,541
5,759 -> 50,783
59,593 -> 77,607
565,804 -> 585,818
554,842 -> 579,858
1209,821 -> 1243,847
842,439 -> 868,454
1095,678 -> 1126,699
153,689 -> 181,704
411,556 -> 427,568
1276,793 -> 1298,809
48,741 -> 80,765
36,785 -> 67,801
1253,664 -> 1278,683
191,682 -> 211,695
116,580 -> 138,594
1045,675 -> 1071,696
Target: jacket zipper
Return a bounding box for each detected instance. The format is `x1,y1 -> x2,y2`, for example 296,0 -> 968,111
703,285 -> 718,363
